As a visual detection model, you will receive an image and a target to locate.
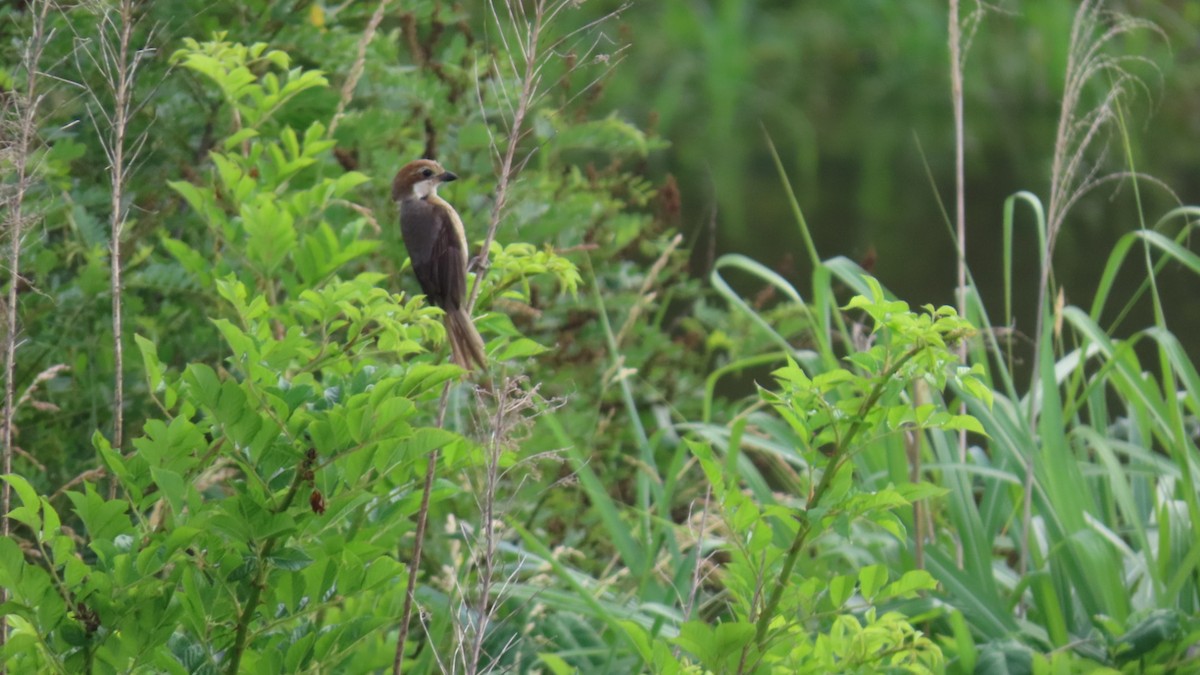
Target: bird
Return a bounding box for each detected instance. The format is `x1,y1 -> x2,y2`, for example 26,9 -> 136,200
392,158 -> 487,371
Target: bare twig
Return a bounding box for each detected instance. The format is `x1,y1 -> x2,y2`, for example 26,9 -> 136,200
109,1 -> 142,488
69,0 -> 156,501
464,384 -> 507,675
393,387 -> 450,675
2,0 -> 53,659
948,0 -> 968,469
467,0 -> 627,314
459,376 -> 545,674
681,485 -> 712,625
104,28 -> 130,446
464,2 -> 545,314
614,233 -> 682,348
328,0 -> 393,138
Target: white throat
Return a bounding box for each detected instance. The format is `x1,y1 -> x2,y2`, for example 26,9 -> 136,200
413,179 -> 438,199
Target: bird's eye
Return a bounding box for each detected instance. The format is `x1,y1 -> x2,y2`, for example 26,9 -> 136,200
421,168 -> 434,178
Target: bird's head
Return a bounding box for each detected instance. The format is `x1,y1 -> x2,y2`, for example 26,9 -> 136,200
392,159 -> 458,201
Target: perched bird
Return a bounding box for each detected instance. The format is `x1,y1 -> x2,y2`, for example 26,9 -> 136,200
392,159 -> 487,371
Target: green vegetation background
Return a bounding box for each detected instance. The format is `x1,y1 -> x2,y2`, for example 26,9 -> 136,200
2,0 -> 1199,673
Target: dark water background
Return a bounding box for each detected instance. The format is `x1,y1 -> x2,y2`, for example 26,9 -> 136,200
594,0 -> 1200,380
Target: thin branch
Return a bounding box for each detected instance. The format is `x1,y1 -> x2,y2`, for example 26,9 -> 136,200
614,233 -> 681,348
393,386 -> 451,675
2,0 -> 53,659
462,376 -> 531,675
465,0 -> 547,315
106,0 -> 138,484
681,486 -> 712,625
748,346 -> 925,657
397,3 -> 546,671
327,0 -> 392,138
67,1 -> 156,500
948,0 -> 968,467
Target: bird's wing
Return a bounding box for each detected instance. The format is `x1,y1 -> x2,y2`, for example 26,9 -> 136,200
401,199 -> 466,310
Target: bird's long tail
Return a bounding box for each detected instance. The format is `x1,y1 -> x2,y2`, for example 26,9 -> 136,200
445,308 -> 487,372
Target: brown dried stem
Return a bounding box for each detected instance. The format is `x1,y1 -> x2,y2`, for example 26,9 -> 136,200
2,0 -> 53,659
327,0 -> 393,138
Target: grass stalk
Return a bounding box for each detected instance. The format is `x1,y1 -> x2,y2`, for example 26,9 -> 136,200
327,0 -> 392,139
97,0 -> 141,484
392,387 -> 450,675
948,0 -> 968,470
1,0 -> 52,659
465,1 -> 544,312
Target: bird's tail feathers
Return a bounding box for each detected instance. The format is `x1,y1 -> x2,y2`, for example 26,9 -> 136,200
445,308 -> 487,372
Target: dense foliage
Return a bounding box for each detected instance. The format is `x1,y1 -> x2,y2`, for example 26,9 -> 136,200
2,1 -> 1199,674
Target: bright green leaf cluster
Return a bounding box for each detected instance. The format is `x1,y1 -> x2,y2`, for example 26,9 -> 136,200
0,36 -> 477,674
170,34 -> 327,129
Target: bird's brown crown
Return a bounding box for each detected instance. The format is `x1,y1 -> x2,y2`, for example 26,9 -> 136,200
392,159 -> 450,201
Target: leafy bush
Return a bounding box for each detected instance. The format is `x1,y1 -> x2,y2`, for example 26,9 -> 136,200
4,2 -> 1200,674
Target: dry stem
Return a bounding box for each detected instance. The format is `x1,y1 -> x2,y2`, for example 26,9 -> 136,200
458,376 -> 545,674
327,0 -> 393,138
2,0 -> 53,658
393,389 -> 451,675
948,0 -> 969,473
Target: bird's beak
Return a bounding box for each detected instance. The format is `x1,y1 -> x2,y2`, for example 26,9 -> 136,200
438,171 -> 458,183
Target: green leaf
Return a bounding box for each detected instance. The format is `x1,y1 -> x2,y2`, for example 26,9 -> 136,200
829,574 -> 855,607
672,620 -> 754,669
944,414 -> 987,436
0,536 -> 24,587
1116,609 -> 1183,663
151,467 -> 187,517
241,196 -> 296,272
493,337 -> 549,361
537,653 -> 577,675
184,363 -> 222,410
710,622 -> 755,665
974,640 -> 1034,675
895,481 -> 949,502
858,564 -> 888,600
1,474 -> 39,512
66,482 -> 132,540
269,547 -> 314,571
880,569 -> 938,600
223,127 -> 260,151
